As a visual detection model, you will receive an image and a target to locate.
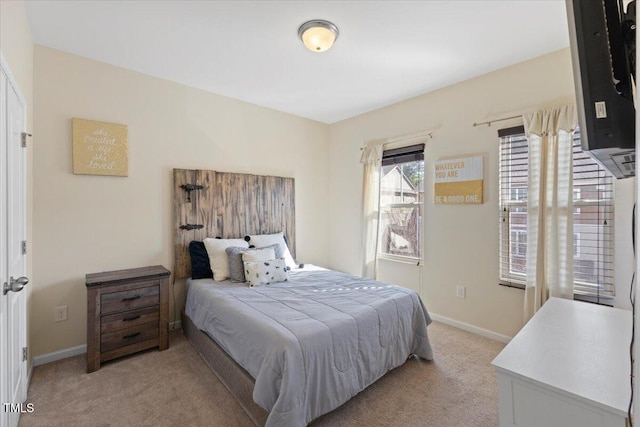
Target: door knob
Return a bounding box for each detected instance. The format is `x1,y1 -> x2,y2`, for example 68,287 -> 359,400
3,276 -> 29,295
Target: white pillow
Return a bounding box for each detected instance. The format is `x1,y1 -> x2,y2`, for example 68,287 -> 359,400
203,238 -> 248,281
247,232 -> 296,269
244,258 -> 288,287
241,247 -> 276,263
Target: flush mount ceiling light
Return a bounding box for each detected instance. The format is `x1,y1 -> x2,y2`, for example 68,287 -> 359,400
298,20 -> 339,53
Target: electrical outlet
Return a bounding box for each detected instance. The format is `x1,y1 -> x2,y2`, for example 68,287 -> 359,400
456,285 -> 466,299
54,305 -> 68,322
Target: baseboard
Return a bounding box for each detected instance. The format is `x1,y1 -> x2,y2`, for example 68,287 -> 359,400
429,313 -> 512,344
32,323 -> 181,367
170,320 -> 182,330
29,317 -> 498,368
32,344 -> 87,367
27,362 -> 34,389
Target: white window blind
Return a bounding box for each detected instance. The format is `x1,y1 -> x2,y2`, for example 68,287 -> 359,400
498,126 -> 614,304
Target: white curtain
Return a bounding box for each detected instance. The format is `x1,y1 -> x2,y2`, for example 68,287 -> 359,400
361,145 -> 383,279
523,105 -> 578,322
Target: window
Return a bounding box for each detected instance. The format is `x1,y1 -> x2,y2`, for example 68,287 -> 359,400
378,144 -> 425,259
498,126 -> 614,304
511,188 -> 527,201
510,230 -> 527,257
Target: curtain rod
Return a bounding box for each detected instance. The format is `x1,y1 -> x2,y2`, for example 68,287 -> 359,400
472,114 -> 521,128
360,131 -> 433,151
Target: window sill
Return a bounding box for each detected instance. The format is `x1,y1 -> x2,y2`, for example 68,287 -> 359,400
498,281 -> 525,290
573,294 -> 614,307
377,254 -> 422,266
498,282 -> 615,307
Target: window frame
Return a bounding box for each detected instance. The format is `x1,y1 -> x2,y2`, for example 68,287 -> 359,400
377,144 -> 425,262
498,125 -> 528,288
497,126 -> 615,305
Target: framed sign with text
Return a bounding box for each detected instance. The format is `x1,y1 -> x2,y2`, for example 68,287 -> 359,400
72,118 -> 128,176
434,156 -> 483,204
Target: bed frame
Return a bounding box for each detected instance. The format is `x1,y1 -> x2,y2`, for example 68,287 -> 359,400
182,311 -> 268,426
174,169 -> 296,424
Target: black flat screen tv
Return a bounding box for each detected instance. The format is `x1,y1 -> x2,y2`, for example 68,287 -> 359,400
566,0 -> 636,179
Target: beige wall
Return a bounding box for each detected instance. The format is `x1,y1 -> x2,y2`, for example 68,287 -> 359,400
0,0 -> 34,360
32,45 -> 330,357
328,48 -> 635,339
1,2 -> 33,99
30,43 -> 635,355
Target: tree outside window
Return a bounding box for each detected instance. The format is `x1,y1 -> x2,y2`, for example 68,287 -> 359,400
378,146 -> 425,259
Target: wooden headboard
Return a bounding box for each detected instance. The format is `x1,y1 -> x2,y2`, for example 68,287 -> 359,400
173,169 -> 295,279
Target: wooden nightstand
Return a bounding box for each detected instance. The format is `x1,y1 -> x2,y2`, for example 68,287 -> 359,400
85,265 -> 170,373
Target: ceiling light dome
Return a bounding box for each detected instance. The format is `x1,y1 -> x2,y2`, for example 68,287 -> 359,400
298,20 -> 339,53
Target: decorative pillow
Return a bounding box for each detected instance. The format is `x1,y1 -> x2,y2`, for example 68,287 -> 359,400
243,258 -> 288,287
245,232 -> 297,269
203,238 -> 249,281
226,244 -> 282,282
189,241 -> 213,279
241,247 -> 276,263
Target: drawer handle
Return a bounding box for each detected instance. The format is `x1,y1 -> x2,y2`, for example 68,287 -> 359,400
122,315 -> 141,322
121,295 -> 141,302
122,332 -> 141,340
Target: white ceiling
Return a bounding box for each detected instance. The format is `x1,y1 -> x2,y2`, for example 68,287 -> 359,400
24,1 -> 570,124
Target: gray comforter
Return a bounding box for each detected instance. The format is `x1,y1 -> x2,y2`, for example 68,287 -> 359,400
185,265 -> 433,426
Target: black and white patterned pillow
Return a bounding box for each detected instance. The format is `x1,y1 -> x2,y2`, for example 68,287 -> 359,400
243,258 -> 288,287
227,246 -> 279,282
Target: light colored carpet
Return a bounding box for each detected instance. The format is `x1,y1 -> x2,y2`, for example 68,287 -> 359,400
20,321 -> 505,427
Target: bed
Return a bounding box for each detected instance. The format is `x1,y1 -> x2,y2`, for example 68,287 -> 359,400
173,169 -> 433,426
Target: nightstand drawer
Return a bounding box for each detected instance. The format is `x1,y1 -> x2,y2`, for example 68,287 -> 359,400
101,306 -> 159,333
100,322 -> 159,353
101,283 -> 159,314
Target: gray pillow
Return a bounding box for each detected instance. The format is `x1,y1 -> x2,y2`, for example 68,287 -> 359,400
226,244 -> 282,282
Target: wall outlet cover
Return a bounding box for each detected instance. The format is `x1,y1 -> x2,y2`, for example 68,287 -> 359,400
54,305 -> 68,322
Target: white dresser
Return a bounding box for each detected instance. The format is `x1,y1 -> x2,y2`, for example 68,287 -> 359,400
492,297 -> 631,427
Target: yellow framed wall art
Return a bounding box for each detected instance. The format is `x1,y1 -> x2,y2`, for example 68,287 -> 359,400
72,118 -> 128,177
434,156 -> 483,204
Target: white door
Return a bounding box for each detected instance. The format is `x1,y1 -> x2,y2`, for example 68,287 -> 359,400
0,62 -> 8,427
1,56 -> 28,427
